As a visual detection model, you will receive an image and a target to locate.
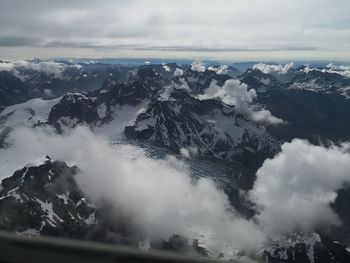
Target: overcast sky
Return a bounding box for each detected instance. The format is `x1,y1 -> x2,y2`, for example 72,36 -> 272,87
0,0 -> 349,61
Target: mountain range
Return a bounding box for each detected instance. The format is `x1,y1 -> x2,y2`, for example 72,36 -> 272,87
1,60 -> 350,262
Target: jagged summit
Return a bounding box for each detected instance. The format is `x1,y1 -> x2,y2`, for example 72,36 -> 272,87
0,156 -> 97,238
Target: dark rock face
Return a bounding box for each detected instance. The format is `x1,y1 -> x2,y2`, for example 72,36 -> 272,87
47,69 -> 279,168
239,66 -> 350,145
125,89 -> 279,168
48,93 -> 101,132
0,61 -> 142,105
47,68 -> 168,133
291,66 -> 350,88
16,62 -> 139,99
0,156 -> 97,239
264,233 -> 350,263
258,89 -> 350,143
0,157 -> 139,245
182,68 -> 231,93
239,68 -> 280,90
0,71 -> 31,106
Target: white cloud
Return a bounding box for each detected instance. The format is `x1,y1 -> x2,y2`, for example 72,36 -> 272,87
0,126 -> 265,255
198,79 -> 255,110
32,61 -> 64,77
173,67 -> 184,76
253,62 -> 294,75
191,61 -> 206,72
162,64 -> 170,72
207,65 -> 229,75
250,108 -> 283,124
198,79 -> 283,124
250,139 -> 350,236
0,60 -> 69,78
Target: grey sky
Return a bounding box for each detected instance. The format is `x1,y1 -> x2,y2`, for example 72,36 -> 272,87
0,0 -> 349,60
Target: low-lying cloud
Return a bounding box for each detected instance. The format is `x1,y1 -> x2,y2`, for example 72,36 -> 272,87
207,65 -> 229,75
250,139 -> 350,236
0,59 -> 78,78
2,123 -> 350,257
198,79 -> 283,124
0,126 -> 265,255
191,61 -> 206,72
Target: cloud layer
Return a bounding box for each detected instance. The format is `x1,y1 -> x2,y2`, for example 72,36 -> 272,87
1,0 -> 350,59
0,127 -> 265,255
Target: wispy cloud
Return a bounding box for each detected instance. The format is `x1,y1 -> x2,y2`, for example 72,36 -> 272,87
198,79 -> 283,124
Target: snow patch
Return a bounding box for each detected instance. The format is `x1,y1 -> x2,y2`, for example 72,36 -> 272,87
57,192 -> 69,205
97,103 -> 107,119
85,212 -> 97,225
94,101 -> 149,141
36,198 -> 63,227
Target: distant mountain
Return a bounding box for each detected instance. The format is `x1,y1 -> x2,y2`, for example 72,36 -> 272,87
0,71 -> 31,106
46,67 -> 279,169
125,88 -> 278,168
0,61 -> 140,105
239,68 -> 280,92
15,62 -> 137,100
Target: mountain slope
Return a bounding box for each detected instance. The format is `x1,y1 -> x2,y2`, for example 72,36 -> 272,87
0,156 -> 97,239
0,71 -> 31,106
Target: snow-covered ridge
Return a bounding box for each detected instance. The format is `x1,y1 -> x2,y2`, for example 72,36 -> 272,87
0,97 -> 60,130
303,64 -> 350,79
0,157 -> 97,235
